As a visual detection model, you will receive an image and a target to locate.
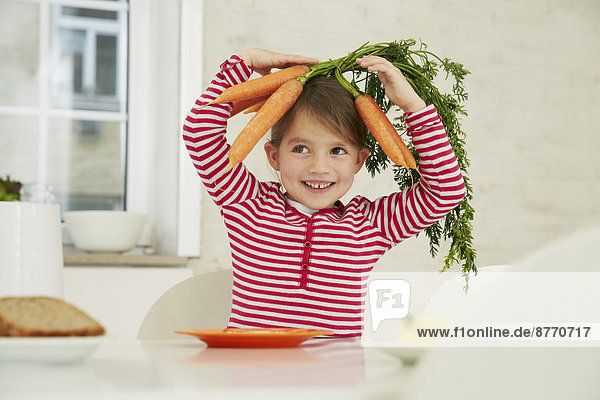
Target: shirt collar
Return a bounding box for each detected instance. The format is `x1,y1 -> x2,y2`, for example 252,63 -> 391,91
284,195 -> 345,217
286,198 -> 318,216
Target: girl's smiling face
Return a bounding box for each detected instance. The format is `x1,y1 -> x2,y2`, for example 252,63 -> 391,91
264,113 -> 370,210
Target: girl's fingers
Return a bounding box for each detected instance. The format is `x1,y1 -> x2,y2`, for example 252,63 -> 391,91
243,48 -> 318,75
357,55 -> 392,66
357,56 -> 393,71
260,55 -> 317,75
356,55 -> 422,111
285,54 -> 319,64
356,55 -> 382,65
275,55 -> 319,68
357,57 -> 404,82
363,62 -> 392,76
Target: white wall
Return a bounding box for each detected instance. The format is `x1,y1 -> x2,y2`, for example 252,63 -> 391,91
187,0 -> 600,273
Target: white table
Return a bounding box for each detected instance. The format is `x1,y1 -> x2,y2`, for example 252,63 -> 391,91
2,338 -> 599,400
0,338 -> 408,400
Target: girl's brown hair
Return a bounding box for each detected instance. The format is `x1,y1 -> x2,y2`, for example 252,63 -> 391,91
270,76 -> 367,149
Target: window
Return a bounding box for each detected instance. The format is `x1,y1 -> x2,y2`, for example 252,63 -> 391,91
51,6 -> 125,112
0,0 -> 202,256
0,0 -> 128,212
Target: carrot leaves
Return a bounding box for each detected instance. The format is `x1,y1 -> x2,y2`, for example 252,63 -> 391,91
309,41 -> 477,284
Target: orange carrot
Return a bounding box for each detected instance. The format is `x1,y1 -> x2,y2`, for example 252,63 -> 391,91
390,130 -> 417,170
230,94 -> 271,117
209,65 -> 309,105
219,79 -> 304,178
355,94 -> 416,169
243,100 -> 267,114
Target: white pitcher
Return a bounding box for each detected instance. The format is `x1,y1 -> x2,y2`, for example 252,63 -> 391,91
0,202 -> 64,298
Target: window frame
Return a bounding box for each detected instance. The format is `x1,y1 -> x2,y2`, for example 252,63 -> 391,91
176,0 -> 203,257
126,0 -> 202,256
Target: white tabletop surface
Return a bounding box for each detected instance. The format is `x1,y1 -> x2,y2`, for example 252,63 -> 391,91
1,337 -> 600,400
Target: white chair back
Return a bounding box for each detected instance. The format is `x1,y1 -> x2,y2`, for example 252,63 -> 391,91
138,269 -> 233,339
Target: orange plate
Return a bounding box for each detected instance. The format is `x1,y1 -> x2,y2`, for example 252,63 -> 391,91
174,328 -> 334,348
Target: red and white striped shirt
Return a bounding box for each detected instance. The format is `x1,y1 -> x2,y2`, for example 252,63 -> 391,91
182,55 -> 466,337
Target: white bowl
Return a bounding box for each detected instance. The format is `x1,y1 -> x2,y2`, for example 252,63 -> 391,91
64,211 -> 147,253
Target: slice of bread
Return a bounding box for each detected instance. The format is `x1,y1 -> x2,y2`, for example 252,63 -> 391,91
0,296 -> 105,337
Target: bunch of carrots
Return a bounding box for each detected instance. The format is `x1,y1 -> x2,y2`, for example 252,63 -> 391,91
210,47 -> 416,176
208,41 -> 476,283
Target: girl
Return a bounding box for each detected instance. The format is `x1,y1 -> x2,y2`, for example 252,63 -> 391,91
182,48 -> 466,337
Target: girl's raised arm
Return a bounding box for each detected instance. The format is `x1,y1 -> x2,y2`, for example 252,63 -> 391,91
356,56 -> 466,244
182,50 -> 317,208
366,105 -> 467,245
182,55 -> 260,208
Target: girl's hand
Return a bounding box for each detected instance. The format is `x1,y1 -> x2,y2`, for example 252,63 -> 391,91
239,48 -> 318,76
356,56 -> 426,113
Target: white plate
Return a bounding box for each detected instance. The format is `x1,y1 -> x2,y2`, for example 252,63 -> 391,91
0,336 -> 106,364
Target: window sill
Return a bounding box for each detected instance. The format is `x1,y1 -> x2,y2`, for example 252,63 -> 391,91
63,253 -> 189,267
